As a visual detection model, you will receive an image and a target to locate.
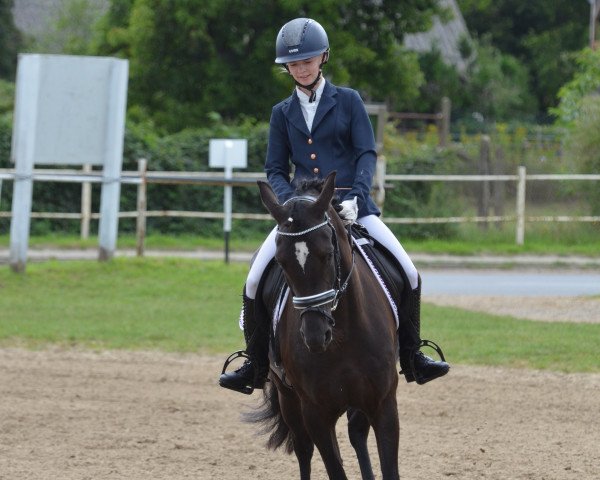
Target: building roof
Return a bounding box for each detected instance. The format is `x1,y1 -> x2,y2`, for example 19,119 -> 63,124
404,0 -> 472,73
12,0 -> 108,36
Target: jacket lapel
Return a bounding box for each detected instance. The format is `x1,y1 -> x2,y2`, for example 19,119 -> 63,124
282,93 -> 310,136
311,81 -> 336,132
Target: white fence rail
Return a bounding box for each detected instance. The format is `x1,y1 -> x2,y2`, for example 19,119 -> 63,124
1,163 -> 600,251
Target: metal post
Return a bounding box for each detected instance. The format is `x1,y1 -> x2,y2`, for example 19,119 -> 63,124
136,158 -> 147,257
80,164 -> 92,239
9,55 -> 41,273
223,163 -> 232,264
515,166 -> 527,245
97,60 -> 128,261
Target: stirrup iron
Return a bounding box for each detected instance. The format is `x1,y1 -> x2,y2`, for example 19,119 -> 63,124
399,339 -> 447,377
220,350 -> 255,395
418,339 -> 446,362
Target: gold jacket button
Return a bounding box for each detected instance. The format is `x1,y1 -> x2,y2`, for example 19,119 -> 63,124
310,153 -> 317,160
307,138 -> 313,144
313,167 -> 319,174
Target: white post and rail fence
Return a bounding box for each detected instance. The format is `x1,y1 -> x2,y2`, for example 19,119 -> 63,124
1,162 -> 599,254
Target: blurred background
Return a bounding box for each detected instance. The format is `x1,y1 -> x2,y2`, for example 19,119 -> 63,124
0,0 -> 598,251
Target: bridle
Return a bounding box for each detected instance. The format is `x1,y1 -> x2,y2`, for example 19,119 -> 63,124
276,196 -> 355,321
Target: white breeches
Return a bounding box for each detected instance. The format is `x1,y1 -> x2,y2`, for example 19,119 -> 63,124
245,215 -> 419,300
357,215 -> 419,289
246,226 -> 279,299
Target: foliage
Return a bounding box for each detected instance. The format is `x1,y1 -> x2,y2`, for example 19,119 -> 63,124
408,48 -> 465,114
461,38 -> 537,122
0,79 -> 14,116
0,112 -> 590,243
412,37 -> 536,123
457,0 -> 589,116
550,48 -> 600,125
0,115 -> 271,237
91,0 -> 442,132
0,0 -> 21,80
562,96 -> 600,215
382,123 -> 463,239
551,47 -> 600,216
0,111 -> 11,166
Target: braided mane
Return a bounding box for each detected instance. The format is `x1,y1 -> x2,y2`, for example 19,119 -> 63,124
294,178 -> 343,216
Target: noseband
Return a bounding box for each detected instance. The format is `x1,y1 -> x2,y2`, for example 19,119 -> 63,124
277,196 -> 355,319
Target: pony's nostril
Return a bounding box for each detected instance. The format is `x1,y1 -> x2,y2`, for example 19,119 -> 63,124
324,330 -> 332,345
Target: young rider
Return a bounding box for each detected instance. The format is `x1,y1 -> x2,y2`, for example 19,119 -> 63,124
219,17 -> 449,394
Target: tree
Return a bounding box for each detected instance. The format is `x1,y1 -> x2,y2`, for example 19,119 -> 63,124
553,48 -> 600,215
457,0 -> 589,117
93,0 -> 442,132
551,47 -> 600,125
463,38 -> 537,121
0,0 -> 21,80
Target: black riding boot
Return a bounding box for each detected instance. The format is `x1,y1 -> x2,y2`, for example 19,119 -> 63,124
219,290 -> 270,394
398,276 -> 450,385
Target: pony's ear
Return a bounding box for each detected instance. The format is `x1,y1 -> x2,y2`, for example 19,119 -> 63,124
258,180 -> 288,225
312,171 -> 336,214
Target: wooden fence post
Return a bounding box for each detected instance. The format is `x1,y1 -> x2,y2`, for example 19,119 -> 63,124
515,166 -> 527,245
492,145 -> 506,229
439,97 -> 451,147
136,159 -> 148,257
374,155 -> 386,211
478,135 -> 491,229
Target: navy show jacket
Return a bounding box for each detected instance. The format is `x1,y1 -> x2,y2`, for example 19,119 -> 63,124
265,80 -> 380,218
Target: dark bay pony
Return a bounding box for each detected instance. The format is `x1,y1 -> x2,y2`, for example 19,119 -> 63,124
253,172 -> 400,480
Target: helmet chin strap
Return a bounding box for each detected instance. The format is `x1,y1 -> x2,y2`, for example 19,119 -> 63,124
295,71 -> 322,102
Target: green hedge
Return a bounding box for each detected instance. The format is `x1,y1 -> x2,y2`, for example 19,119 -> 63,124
2,113 -> 592,240
0,115 -> 272,237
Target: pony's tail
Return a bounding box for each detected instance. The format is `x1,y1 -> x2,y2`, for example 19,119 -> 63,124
243,382 -> 294,454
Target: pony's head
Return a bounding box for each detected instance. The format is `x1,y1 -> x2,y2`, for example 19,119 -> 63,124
258,172 -> 349,353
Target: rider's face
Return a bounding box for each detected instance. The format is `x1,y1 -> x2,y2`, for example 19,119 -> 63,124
286,55 -> 322,86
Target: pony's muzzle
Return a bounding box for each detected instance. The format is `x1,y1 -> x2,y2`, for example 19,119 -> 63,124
299,307 -> 335,353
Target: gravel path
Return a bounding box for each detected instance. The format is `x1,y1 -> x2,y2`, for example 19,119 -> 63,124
425,294 -> 600,323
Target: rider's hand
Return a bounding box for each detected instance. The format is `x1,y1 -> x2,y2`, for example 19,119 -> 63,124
339,197 -> 358,225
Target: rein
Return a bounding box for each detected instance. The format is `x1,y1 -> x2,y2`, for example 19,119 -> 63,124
276,196 -> 355,315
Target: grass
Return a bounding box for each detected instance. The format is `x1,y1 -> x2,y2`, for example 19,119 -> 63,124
1,258 -> 599,374
0,233 -> 263,253
0,258 -> 248,353
423,304 -> 599,373
400,221 -> 600,256
1,223 -> 599,257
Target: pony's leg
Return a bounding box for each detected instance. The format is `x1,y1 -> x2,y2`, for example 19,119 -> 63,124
370,391 -> 400,480
302,405 -> 348,480
278,389 -> 314,480
347,408 -> 375,480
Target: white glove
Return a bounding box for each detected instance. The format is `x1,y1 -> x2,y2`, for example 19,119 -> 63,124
339,197 -> 358,225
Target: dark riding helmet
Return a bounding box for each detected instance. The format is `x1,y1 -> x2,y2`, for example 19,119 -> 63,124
275,18 -> 329,64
